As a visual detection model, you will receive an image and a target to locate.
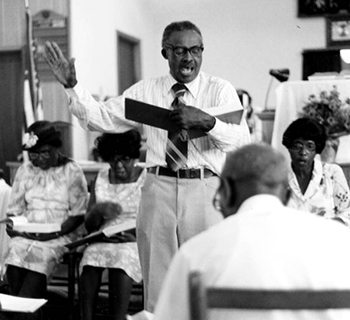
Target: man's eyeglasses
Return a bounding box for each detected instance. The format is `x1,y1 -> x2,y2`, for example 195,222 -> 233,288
28,151 -> 51,160
111,155 -> 133,164
164,45 -> 204,57
290,141 -> 316,153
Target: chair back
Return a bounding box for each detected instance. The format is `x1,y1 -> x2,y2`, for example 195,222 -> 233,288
189,271 -> 350,320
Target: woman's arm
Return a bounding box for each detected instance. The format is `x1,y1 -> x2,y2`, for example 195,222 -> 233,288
84,177 -> 103,233
331,164 -> 350,225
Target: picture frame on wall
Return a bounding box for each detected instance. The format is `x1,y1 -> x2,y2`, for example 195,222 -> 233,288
326,15 -> 350,47
298,0 -> 349,17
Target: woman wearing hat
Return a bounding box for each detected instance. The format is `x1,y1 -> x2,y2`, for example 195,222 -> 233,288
79,130 -> 145,320
3,120 -> 88,319
282,117 -> 350,224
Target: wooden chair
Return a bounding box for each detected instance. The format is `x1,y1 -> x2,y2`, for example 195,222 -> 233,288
189,271 -> 350,320
46,250 -> 83,320
47,249 -> 143,320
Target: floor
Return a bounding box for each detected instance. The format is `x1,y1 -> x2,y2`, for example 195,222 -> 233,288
0,274 -> 143,320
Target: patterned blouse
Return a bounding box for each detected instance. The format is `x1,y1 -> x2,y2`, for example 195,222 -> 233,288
287,158 -> 350,224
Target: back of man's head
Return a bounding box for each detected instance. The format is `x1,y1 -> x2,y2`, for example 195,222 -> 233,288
220,143 -> 289,215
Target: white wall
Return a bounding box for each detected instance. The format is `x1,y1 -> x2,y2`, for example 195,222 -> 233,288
147,0 -> 326,108
69,0 -> 159,159
69,0 -> 326,159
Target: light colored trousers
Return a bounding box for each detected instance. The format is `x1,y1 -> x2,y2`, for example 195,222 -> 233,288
136,172 -> 222,312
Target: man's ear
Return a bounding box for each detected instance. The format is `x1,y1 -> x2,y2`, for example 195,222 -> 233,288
220,178 -> 238,217
282,186 -> 292,206
161,48 -> 168,59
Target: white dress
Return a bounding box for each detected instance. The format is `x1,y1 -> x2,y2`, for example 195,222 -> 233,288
79,167 -> 146,283
4,160 -> 88,278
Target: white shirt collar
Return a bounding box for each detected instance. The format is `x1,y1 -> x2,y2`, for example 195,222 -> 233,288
164,72 -> 201,99
236,194 -> 284,216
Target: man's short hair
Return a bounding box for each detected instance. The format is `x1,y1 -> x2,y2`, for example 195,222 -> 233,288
161,21 -> 202,47
222,143 -> 289,188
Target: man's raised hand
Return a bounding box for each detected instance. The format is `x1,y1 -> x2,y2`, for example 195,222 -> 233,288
44,41 -> 77,88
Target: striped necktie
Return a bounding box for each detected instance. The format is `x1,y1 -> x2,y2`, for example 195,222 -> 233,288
166,83 -> 188,171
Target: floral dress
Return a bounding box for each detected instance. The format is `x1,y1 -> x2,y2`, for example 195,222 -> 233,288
287,158 -> 350,224
79,167 -> 146,283
3,160 -> 88,278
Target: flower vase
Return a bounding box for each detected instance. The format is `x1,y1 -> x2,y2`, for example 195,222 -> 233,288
320,137 -> 340,163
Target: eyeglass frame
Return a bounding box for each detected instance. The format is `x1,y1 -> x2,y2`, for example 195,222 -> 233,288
163,44 -> 204,57
110,155 -> 134,165
28,150 -> 51,160
289,140 -> 316,153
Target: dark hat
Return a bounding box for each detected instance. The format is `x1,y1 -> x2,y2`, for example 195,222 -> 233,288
22,121 -> 62,151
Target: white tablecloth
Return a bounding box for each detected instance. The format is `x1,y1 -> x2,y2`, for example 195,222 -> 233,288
271,79 -> 350,163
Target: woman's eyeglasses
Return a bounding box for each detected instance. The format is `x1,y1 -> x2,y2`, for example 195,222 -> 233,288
28,151 -> 51,160
111,155 -> 133,164
290,141 -> 316,153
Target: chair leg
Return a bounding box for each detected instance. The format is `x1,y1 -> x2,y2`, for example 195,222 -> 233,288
67,251 -> 76,320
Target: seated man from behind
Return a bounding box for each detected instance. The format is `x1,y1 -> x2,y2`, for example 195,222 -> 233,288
152,143 -> 350,320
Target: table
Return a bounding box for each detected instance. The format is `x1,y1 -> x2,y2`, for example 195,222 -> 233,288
271,79 -> 350,163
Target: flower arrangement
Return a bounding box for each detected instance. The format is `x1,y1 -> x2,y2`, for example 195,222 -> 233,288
299,86 -> 350,139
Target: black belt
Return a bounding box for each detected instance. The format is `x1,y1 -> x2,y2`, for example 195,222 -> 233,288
147,166 -> 217,179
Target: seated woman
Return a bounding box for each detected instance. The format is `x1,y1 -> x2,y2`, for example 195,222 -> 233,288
282,117 -> 350,224
79,130 -> 146,320
3,120 -> 88,320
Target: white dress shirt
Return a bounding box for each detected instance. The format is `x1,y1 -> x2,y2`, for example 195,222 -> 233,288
153,194 -> 350,320
65,72 -> 250,174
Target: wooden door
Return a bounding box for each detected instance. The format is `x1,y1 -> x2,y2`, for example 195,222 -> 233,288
0,48 -> 24,184
117,32 -> 141,94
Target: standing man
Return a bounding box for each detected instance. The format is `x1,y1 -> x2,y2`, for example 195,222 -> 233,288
45,20 -> 250,311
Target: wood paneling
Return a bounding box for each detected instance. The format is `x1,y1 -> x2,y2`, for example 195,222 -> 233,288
0,0 -> 25,47
0,0 -> 70,122
41,81 -> 70,122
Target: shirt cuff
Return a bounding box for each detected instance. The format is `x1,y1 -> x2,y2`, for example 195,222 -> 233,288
64,83 -> 84,98
208,117 -> 228,136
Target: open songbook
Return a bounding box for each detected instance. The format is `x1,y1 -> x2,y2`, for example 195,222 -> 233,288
0,216 -> 61,233
65,220 -> 136,250
125,98 -> 244,139
0,293 -> 47,313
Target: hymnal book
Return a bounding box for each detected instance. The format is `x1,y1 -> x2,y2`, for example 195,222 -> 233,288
125,98 -> 244,139
127,310 -> 154,320
65,220 -> 136,250
0,293 -> 47,313
0,216 -> 61,233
